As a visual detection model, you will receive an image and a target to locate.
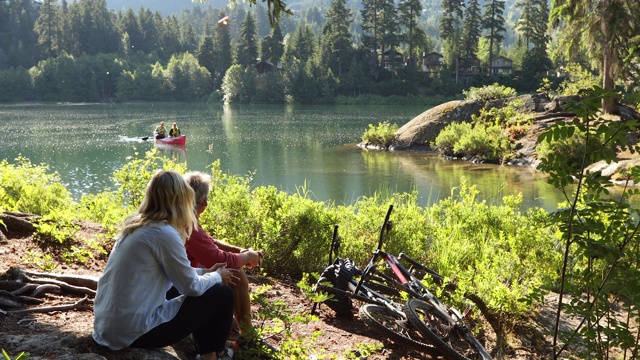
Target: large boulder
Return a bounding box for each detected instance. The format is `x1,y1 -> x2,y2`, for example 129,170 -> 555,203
390,94 -> 551,151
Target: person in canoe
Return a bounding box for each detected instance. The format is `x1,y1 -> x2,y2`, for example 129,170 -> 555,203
154,121 -> 167,139
170,122 -> 181,137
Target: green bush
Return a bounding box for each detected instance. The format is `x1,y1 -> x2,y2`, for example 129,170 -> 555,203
433,122 -> 512,163
361,121 -> 399,148
463,83 -> 517,101
4,154 -> 565,320
0,157 -> 74,216
432,122 -> 473,156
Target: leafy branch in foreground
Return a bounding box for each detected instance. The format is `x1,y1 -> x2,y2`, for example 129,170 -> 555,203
537,87 -> 640,359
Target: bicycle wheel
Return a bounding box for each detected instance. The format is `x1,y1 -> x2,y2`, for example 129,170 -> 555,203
358,304 -> 440,356
404,298 -> 491,360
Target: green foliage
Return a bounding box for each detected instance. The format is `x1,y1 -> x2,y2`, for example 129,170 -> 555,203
112,148 -> 186,208
236,283 -> 319,359
551,63 -> 600,97
536,87 -> 640,359
433,122 -> 513,163
424,180 -> 561,314
0,156 -> 74,216
463,83 -> 517,101
361,121 -> 399,148
1,349 -> 29,360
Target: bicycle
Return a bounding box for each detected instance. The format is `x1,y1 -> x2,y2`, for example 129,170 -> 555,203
311,211 -> 440,356
312,205 -> 492,360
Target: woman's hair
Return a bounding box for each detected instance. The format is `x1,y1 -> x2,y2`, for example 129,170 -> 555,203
119,170 -> 197,242
183,171 -> 211,209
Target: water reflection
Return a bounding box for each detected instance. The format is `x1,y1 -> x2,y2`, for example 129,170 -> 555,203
154,143 -> 187,163
0,102 -> 574,211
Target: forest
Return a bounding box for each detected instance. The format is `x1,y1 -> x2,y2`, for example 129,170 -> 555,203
0,0 -> 638,105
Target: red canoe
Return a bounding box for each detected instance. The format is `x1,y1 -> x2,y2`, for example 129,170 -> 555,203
155,135 -> 186,145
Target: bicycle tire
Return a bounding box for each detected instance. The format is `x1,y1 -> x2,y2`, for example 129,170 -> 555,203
358,304 -> 440,356
404,298 -> 491,360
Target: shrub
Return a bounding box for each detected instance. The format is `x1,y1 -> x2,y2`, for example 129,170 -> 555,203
433,122 -> 512,162
463,83 -> 517,101
361,121 -> 399,148
0,156 -> 74,216
432,122 -> 473,156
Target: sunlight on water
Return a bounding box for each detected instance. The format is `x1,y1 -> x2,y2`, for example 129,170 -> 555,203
0,102 -> 567,211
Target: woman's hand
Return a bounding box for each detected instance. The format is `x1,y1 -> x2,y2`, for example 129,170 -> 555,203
207,263 -> 239,286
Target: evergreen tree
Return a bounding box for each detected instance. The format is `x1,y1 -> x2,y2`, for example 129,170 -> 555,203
461,0 -> 482,59
550,0 -> 639,112
7,0 -> 38,67
120,8 -> 143,54
282,23 -> 317,65
439,0 -> 464,68
516,0 -> 551,76
196,36 -> 216,77
379,0 -> 399,62
321,0 -> 353,77
34,0 -> 61,59
68,0 -> 118,56
212,12 -> 233,87
235,11 -> 258,67
138,7 -> 158,54
261,22 -> 284,64
398,0 -> 423,68
181,23 -> 198,53
361,0 -> 383,66
162,16 -> 182,59
482,0 -> 506,74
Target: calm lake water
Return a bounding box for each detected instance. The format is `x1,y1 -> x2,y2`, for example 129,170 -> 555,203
0,102 -> 565,211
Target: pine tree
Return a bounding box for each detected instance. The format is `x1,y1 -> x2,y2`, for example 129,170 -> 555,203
550,0 -> 640,112
461,0 -> 482,59
34,0 -> 60,58
235,11 -> 258,67
321,0 -> 353,77
482,0 -> 506,74
212,12 -> 233,88
361,0 -> 383,66
398,0 -> 423,68
261,22 -> 284,64
439,0 -> 464,67
119,8 -> 142,54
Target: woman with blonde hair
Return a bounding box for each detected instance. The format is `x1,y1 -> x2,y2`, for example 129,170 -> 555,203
93,170 -> 237,360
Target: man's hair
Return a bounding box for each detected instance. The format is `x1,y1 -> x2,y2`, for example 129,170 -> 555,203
119,170 -> 197,243
183,171 -> 212,208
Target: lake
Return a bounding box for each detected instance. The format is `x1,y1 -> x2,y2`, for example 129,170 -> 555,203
0,102 -> 565,211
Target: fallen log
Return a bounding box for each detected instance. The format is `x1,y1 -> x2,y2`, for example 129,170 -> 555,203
8,296 -> 91,314
21,270 -> 99,291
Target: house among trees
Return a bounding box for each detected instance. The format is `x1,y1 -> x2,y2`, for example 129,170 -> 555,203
490,56 -> 513,75
457,55 -> 481,76
382,49 -> 404,69
422,52 -> 443,73
254,60 -> 277,74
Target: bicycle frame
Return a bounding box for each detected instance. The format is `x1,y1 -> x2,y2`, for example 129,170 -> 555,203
356,205 -> 491,360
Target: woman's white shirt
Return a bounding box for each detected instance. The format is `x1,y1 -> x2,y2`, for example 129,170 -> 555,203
92,222 -> 221,350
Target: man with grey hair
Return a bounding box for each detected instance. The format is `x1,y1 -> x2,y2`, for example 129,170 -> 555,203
183,171 -> 263,347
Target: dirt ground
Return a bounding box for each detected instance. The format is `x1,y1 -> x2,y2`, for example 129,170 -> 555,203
0,221 -> 629,360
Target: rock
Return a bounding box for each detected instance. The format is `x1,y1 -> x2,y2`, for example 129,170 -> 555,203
391,94 -> 552,151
